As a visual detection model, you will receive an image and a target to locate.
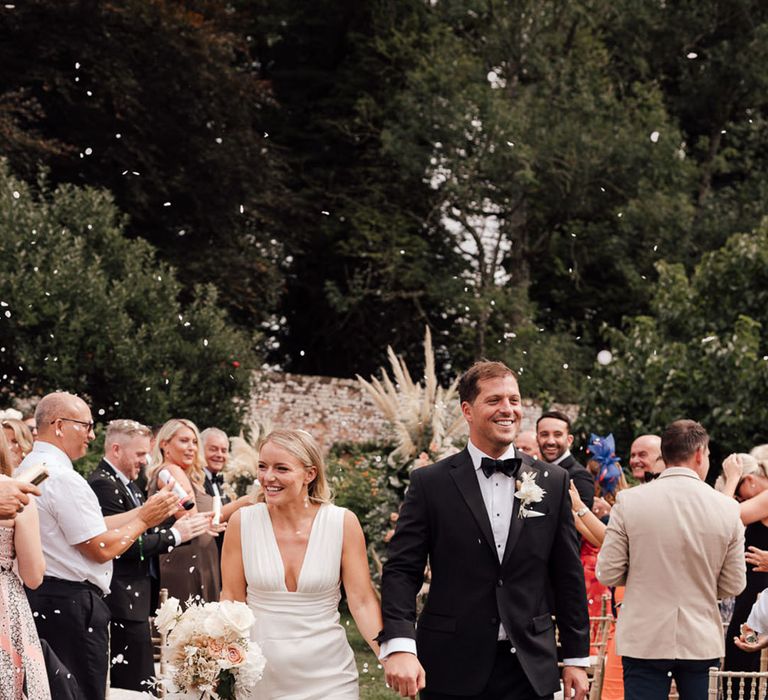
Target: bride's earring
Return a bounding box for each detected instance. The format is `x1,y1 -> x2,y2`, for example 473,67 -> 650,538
303,492 -> 309,509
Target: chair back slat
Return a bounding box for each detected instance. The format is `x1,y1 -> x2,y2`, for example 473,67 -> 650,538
708,667 -> 768,700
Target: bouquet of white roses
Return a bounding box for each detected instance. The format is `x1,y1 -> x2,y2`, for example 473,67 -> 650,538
154,597 -> 266,699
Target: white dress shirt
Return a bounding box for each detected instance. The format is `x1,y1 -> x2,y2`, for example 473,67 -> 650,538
18,441 -> 112,594
380,441 -> 589,666
204,467 -> 221,498
747,589 -> 768,634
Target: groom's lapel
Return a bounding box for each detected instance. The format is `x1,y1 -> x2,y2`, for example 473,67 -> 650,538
449,449 -> 496,556
501,453 -> 536,568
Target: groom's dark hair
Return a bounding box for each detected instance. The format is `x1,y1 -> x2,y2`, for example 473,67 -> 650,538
661,419 -> 709,466
458,361 -> 517,404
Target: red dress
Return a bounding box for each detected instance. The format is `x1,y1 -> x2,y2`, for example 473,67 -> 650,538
581,538 -> 609,618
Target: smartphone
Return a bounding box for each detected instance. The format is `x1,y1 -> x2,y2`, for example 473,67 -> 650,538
18,464 -> 49,486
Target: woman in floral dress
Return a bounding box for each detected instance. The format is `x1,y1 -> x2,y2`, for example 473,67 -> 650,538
0,428 -> 49,699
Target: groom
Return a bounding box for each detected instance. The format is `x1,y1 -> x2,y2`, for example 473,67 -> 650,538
379,361 -> 590,699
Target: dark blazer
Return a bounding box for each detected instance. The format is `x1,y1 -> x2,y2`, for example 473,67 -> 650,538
379,448 -> 590,697
558,453 -> 595,509
87,460 -> 176,621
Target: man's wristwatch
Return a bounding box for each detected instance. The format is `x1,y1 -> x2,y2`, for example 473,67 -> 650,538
575,507 -> 589,518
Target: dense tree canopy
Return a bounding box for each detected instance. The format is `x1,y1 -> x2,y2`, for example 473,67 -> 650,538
0,161 -> 256,431
3,0 -> 768,429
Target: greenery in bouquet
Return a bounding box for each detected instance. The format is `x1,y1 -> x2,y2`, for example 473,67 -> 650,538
154,597 -> 265,699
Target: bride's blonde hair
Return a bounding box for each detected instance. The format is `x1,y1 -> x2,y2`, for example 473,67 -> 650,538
257,429 -> 332,505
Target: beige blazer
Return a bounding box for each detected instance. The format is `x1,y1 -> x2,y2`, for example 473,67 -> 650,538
597,467 -> 745,660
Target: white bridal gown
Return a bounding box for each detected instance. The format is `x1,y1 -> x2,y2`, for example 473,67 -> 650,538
241,503 -> 359,700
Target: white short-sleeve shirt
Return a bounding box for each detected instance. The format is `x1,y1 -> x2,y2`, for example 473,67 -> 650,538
18,441 -> 112,593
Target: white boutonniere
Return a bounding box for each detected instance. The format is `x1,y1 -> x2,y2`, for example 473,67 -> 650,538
515,471 -> 546,518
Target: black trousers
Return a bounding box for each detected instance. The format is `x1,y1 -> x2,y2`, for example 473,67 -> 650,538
421,641 -> 554,700
109,617 -> 155,692
26,577 -> 111,700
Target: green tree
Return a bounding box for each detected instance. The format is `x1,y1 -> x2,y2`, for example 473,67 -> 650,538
0,0 -> 286,328
0,161 -> 257,432
581,220 -> 768,464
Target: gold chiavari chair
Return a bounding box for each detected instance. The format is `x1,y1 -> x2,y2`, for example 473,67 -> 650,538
707,667 -> 768,699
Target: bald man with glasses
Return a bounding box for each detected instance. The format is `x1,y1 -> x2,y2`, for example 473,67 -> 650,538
19,392 -> 179,700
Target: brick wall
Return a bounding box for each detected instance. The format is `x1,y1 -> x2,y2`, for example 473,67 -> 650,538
247,371 -> 578,452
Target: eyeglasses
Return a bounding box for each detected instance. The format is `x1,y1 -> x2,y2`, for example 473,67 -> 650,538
52,418 -> 95,432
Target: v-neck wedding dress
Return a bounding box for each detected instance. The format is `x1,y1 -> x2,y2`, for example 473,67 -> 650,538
241,503 -> 358,699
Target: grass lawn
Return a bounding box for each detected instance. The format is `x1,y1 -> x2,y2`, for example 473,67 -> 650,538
342,611 -> 393,700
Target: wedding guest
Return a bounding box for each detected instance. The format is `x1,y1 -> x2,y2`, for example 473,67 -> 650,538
597,419 -> 746,700
20,392 -> 179,700
3,418 -> 33,469
0,427 -> 49,698
716,453 -> 768,692
147,419 -> 226,604
582,434 -> 625,616
591,433 -> 663,519
88,419 -> 213,693
221,429 -> 383,699
628,434 -> 663,481
381,361 -> 590,700
536,410 -> 595,508
201,427 -> 252,556
514,430 -> 539,459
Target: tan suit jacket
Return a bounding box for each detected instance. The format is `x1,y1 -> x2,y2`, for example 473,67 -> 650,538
597,467 -> 746,660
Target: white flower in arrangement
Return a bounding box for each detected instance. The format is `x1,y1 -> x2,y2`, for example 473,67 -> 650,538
515,472 -> 546,518
154,596 -> 182,635
155,597 -> 265,699
219,599 -> 256,637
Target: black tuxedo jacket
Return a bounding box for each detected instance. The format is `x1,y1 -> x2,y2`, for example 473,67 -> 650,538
557,454 -> 595,510
379,448 -> 590,697
87,460 -> 176,621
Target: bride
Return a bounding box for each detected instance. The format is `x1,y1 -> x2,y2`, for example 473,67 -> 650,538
220,429 -> 383,699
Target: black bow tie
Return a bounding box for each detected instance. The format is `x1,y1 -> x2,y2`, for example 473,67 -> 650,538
643,471 -> 660,483
480,457 -> 521,479
210,473 -> 224,487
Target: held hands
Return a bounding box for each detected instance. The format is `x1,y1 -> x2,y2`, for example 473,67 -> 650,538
383,652 -> 426,698
734,624 -> 768,653
722,453 -> 744,485
562,665 -> 589,700
745,546 -> 768,572
0,478 -> 40,519
139,482 -> 179,527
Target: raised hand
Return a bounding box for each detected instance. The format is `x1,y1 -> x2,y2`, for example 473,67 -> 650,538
174,512 -> 214,543
746,546 -> 768,572
138,483 -> 179,527
722,453 -> 744,485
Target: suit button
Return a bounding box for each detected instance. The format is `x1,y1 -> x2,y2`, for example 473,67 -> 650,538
490,617 -> 498,625
497,579 -> 503,587
510,647 -> 516,654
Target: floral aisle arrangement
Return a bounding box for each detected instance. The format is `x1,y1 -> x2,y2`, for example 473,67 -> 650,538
154,597 -> 266,699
